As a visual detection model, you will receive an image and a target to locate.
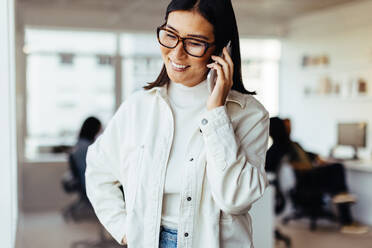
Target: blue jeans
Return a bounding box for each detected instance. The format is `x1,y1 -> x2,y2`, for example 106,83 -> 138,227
159,226 -> 177,248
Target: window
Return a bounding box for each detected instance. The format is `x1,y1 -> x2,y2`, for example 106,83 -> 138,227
23,29 -> 280,161
120,33 -> 163,99
240,39 -> 281,116
25,29 -> 116,160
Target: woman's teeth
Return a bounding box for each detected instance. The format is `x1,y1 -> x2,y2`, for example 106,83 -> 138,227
171,60 -> 188,69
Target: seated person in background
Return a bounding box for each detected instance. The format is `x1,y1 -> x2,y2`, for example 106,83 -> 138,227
282,118 -> 354,203
70,116 -> 102,195
266,117 -> 368,234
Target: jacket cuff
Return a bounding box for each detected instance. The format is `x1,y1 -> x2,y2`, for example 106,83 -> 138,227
199,106 -> 235,171
199,106 -> 229,135
108,216 -> 127,245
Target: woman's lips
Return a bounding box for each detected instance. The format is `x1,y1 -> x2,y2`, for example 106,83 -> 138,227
170,59 -> 190,72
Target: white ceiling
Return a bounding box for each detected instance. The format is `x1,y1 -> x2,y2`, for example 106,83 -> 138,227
17,0 -> 364,36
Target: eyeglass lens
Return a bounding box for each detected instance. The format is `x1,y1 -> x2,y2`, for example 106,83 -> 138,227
158,29 -> 207,57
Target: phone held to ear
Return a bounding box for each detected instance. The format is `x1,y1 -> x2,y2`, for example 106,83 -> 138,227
207,40 -> 232,93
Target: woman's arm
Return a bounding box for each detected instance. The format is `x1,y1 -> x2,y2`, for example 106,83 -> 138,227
204,46 -> 269,215
85,103 -> 128,245
200,105 -> 269,215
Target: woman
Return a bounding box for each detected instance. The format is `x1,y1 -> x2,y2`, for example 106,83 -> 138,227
70,116 -> 102,194
266,117 -> 367,234
265,117 -> 291,174
86,0 -> 269,247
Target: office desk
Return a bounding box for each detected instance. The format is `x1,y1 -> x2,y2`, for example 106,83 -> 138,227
344,160 -> 372,225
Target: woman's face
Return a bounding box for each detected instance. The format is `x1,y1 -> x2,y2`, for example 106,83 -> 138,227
160,10 -> 215,87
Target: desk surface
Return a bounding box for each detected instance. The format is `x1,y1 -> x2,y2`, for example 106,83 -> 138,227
343,159 -> 372,172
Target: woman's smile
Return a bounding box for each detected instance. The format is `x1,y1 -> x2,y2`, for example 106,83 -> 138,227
169,59 -> 190,72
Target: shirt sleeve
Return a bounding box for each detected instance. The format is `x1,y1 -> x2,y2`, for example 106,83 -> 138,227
199,104 -> 269,215
85,103 -> 127,245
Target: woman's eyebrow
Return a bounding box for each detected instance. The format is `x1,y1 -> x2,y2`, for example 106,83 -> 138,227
165,24 -> 179,33
187,34 -> 210,41
166,24 -> 210,41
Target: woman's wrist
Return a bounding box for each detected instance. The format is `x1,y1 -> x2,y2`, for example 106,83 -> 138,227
207,102 -> 224,111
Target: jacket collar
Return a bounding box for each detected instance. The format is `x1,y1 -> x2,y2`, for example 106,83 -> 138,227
147,84 -> 246,108
226,90 -> 246,108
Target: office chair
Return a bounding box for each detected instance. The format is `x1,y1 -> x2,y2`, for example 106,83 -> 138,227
62,154 -> 93,221
281,168 -> 336,230
62,153 -> 124,248
267,172 -> 291,248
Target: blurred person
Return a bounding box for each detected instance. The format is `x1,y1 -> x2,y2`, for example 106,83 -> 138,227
266,117 -> 368,234
70,116 -> 102,195
85,0 -> 270,247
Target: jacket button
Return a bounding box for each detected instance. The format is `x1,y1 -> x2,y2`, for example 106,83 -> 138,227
199,128 -> 202,133
189,158 -> 194,162
201,118 -> 208,125
187,197 -> 192,201
184,232 -> 189,237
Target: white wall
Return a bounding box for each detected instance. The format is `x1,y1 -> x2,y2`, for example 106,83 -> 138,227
0,0 -> 18,247
280,0 -> 372,157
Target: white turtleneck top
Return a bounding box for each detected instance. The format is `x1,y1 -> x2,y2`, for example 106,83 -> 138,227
161,79 -> 209,229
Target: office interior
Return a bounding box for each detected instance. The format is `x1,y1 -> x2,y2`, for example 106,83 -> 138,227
2,0 -> 372,247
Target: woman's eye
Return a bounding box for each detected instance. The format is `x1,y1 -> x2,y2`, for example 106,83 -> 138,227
188,41 -> 203,47
166,33 -> 177,39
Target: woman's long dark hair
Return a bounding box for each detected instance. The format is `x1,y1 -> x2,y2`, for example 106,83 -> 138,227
269,117 -> 291,146
144,0 -> 254,94
78,116 -> 102,143
265,117 -> 291,174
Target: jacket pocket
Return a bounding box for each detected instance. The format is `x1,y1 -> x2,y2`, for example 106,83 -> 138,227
126,145 -> 145,212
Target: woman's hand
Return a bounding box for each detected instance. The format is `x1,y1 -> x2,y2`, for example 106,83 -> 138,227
122,235 -> 127,245
206,46 -> 234,110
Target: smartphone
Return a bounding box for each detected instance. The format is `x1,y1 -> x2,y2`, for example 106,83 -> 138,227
207,40 -> 232,93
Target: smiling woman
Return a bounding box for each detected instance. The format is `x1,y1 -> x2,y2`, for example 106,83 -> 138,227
85,0 -> 270,247
144,0 -> 253,95
157,10 -> 215,87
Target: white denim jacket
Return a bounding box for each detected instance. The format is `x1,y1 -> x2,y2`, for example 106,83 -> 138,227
86,85 -> 269,248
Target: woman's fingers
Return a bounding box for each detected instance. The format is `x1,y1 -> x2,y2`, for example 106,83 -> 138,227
122,235 -> 127,245
207,62 -> 225,84
223,47 -> 234,77
211,55 -> 230,80
205,45 -> 234,110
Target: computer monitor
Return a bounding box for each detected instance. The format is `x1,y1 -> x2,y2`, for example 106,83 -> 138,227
337,122 -> 367,159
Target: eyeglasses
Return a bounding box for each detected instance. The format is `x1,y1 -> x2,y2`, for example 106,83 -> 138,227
157,25 -> 215,58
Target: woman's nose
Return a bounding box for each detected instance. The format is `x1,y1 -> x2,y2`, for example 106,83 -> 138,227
171,41 -> 187,58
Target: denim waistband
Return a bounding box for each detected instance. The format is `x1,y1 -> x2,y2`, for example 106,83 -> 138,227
160,226 -> 178,235
159,225 -> 178,247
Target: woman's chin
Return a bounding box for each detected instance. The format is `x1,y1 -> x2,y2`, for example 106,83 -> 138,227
168,74 -> 187,84
167,70 -> 205,86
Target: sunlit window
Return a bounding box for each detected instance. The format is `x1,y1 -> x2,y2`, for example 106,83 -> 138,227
240,39 -> 281,116
120,33 -> 163,99
25,29 -> 116,160
23,29 -> 280,161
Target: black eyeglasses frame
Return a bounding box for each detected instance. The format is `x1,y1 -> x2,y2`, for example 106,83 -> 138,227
156,25 -> 215,58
